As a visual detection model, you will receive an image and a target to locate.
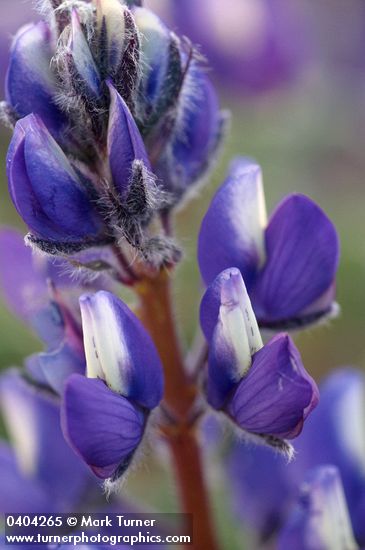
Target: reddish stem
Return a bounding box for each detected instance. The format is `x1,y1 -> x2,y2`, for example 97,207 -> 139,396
135,271 -> 220,550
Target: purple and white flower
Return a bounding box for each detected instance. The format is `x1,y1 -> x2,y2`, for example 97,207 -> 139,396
200,267 -> 319,447
62,291 -> 164,480
198,158 -> 340,329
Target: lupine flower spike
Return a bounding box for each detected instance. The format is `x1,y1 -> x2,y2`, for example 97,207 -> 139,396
0,1 -> 346,549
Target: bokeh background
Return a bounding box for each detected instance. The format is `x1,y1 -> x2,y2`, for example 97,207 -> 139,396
0,1 -> 365,548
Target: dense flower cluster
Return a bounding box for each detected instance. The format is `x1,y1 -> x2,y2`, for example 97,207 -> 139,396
0,1 -> 351,549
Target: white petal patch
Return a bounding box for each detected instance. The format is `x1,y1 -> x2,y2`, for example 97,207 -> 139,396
219,269 -> 263,378
200,0 -> 268,57
229,160 -> 267,269
80,295 -> 104,381
70,10 -> 100,96
96,0 -> 127,66
1,389 -> 38,476
80,293 -> 130,396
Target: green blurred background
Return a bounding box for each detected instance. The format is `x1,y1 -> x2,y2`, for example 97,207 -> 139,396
1,1 -> 365,548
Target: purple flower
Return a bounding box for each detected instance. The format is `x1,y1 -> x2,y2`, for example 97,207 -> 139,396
0,370 -> 92,513
198,159 -> 340,329
7,114 -> 108,254
150,0 -> 309,95
292,368 -> 365,545
278,466 -> 358,550
224,368 -> 365,545
200,268 -> 319,445
62,291 -> 164,480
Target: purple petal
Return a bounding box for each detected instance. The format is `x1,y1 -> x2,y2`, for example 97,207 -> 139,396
170,0 -> 308,94
156,71 -> 223,195
278,466 -> 357,550
23,114 -> 102,238
62,374 -> 145,479
0,443 -> 50,514
25,354 -> 49,387
198,159 -> 267,287
227,334 -> 319,439
6,22 -> 66,136
172,73 -> 220,180
6,118 -> 67,240
0,370 -> 90,509
107,83 -> 151,196
80,291 -> 163,409
253,194 -> 339,323
133,7 -> 171,107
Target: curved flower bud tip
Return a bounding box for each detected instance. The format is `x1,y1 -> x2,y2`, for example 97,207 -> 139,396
198,158 -> 339,329
5,21 -> 66,136
201,268 -> 319,445
107,82 -> 151,196
62,291 -> 163,480
69,9 -> 101,99
278,466 -> 359,550
7,114 -> 106,254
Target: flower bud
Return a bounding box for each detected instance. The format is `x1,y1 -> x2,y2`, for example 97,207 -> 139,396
7,114 -> 106,254
68,9 -> 101,100
133,7 -> 172,112
6,22 -> 65,137
155,68 -> 226,202
107,82 -> 151,196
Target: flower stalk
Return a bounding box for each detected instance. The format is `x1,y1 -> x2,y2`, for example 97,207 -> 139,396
135,269 -> 220,550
